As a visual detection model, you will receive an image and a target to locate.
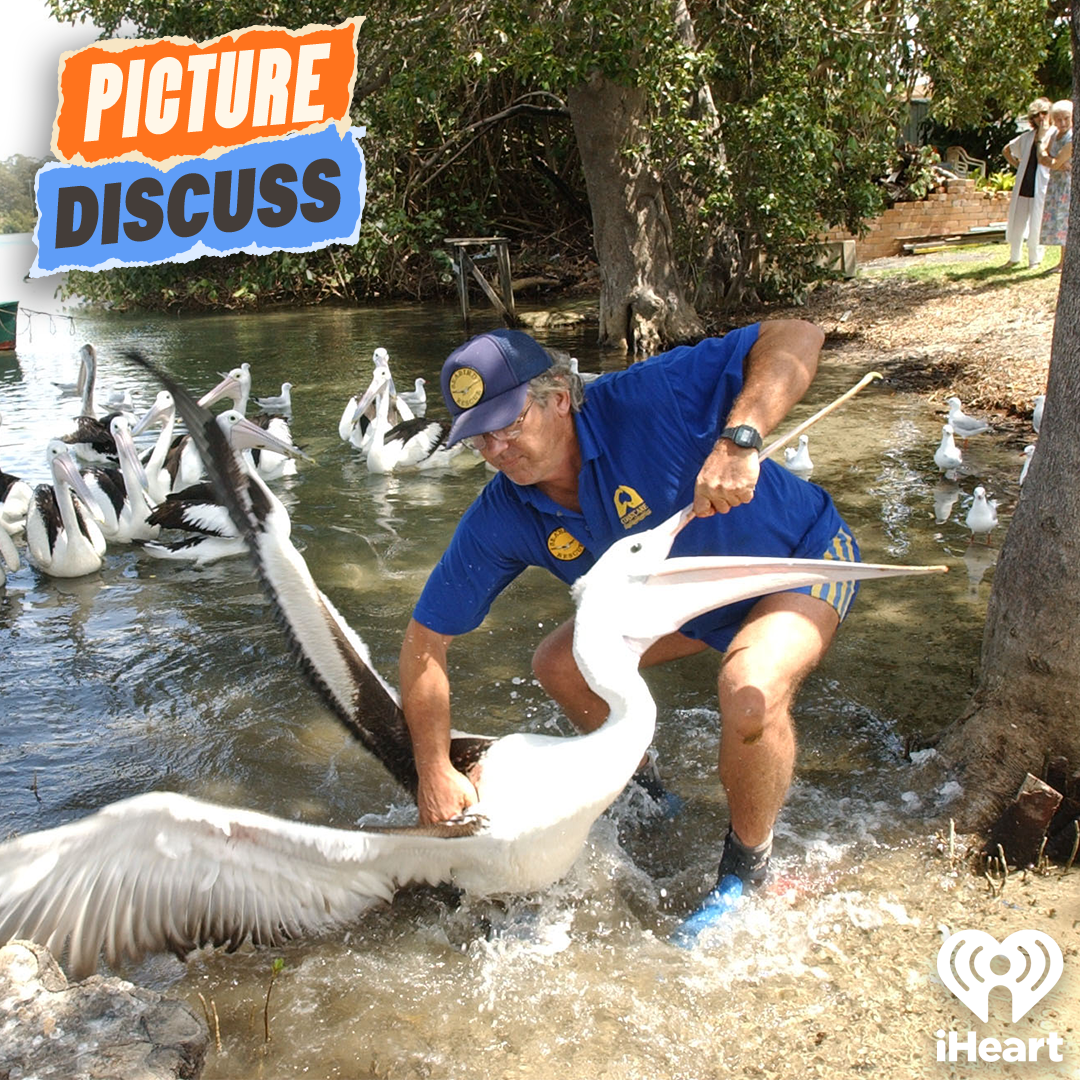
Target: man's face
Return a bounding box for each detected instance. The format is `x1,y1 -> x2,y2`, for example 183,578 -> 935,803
480,391 -> 571,487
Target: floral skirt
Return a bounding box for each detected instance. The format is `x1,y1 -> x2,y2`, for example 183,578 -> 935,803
1042,170 -> 1072,246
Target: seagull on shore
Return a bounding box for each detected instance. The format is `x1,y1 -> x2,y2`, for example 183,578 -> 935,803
0,356 -> 947,977
934,424 -> 963,477
782,434 -> 814,477
1019,444 -> 1036,486
964,486 -> 998,544
945,397 -> 990,444
1032,394 -> 1045,434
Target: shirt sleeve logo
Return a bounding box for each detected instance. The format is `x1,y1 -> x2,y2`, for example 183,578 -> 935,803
547,527 -> 585,561
614,485 -> 652,529
448,367 -> 485,409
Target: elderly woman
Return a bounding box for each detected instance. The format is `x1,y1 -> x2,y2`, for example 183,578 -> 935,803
1039,99 -> 1073,272
1004,97 -> 1052,268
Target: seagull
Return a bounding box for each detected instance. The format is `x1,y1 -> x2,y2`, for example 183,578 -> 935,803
1032,394 -> 1045,434
1019,444 -> 1035,486
782,434 -> 813,477
933,424 -> 963,477
0,356 -> 947,977
255,382 -> 294,418
945,396 -> 990,444
397,377 -> 427,418
964,486 -> 998,545
24,442 -> 107,578
568,357 -> 600,384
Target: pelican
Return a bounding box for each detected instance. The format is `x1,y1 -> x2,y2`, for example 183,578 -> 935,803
933,424 -> 963,477
339,371 -> 415,452
142,410 -> 307,564
255,382 -> 293,418
358,366 -> 463,474
0,356 -> 947,976
1032,394 -> 1045,434
200,363 -> 297,479
397,377 -> 427,417
131,391 -> 189,502
964,486 -> 998,544
782,434 -> 813,476
0,523 -> 18,585
1,414 -> 33,535
53,342 -> 93,399
1019,444 -> 1036,486
25,442 -> 107,578
78,415 -> 158,544
945,396 -> 989,443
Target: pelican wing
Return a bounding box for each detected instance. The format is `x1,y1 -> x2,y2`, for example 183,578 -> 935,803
0,792 -> 478,978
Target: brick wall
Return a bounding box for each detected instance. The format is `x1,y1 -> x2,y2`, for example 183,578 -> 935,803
824,179 -> 1011,261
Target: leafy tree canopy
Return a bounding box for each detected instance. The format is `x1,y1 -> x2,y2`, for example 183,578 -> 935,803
49,0 -> 1053,313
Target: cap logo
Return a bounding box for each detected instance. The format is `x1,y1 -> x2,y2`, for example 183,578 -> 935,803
449,367 -> 485,409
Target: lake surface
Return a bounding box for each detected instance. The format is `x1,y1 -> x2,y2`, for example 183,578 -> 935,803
0,294 -> 1049,1078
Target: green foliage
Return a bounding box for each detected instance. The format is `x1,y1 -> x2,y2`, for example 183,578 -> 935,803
978,170 -> 1016,193
45,0 -> 1056,313
0,156 -> 47,234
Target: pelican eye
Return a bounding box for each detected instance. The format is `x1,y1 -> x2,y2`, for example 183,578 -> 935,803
630,542 -> 642,553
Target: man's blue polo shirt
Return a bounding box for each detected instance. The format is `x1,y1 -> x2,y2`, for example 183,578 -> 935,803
413,324 -> 853,650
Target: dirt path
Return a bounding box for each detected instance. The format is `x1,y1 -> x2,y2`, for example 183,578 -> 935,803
765,248 -> 1059,426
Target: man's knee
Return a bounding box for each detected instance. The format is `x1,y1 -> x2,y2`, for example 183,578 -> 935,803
718,661 -> 795,744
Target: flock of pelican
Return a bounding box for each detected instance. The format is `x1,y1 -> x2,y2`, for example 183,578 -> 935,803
0,354 -> 944,977
0,344 -> 308,578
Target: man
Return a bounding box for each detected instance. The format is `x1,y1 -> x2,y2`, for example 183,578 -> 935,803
1004,97 -> 1052,268
399,321 -> 858,906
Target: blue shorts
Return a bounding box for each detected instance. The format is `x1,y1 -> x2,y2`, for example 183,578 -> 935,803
680,525 -> 860,653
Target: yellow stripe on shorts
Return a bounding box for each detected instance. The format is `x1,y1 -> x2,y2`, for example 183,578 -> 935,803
809,527 -> 857,621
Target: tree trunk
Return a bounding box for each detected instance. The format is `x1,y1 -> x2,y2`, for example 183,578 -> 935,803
567,72 -> 703,356
936,9 -> 1080,828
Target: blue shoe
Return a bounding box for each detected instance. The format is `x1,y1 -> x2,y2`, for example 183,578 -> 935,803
630,751 -> 684,819
671,874 -> 744,948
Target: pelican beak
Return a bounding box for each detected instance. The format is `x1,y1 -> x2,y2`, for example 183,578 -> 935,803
349,382 -> 380,429
131,396 -> 169,436
198,372 -> 240,408
53,452 -> 107,524
111,421 -> 151,490
227,416 -> 314,462
631,555 -> 946,649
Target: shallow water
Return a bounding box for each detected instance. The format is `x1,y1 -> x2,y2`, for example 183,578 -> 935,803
1,298 -> 1065,1078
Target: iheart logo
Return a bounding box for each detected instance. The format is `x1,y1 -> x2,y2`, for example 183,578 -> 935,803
937,929 -> 1063,1022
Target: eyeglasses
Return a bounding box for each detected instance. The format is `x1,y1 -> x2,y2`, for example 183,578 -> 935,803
467,400 -> 535,450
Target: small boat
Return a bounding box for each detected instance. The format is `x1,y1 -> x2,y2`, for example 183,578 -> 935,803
0,302 -> 17,351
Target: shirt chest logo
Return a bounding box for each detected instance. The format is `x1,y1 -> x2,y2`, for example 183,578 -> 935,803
547,527 -> 585,561
613,485 -> 652,529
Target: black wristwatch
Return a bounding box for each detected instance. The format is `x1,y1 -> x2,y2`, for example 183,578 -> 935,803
720,424 -> 763,451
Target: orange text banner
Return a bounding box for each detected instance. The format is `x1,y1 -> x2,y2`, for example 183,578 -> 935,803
53,18 -> 361,166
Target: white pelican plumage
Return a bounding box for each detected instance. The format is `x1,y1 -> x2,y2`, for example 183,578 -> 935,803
25,442 -> 107,578
142,410 -> 306,564
933,423 -> 963,477
945,396 -> 989,443
0,523 -> 18,585
0,355 -> 947,976
0,414 -> 33,536
358,367 -> 463,474
201,363 -> 297,480
77,415 -> 158,544
965,486 -> 998,544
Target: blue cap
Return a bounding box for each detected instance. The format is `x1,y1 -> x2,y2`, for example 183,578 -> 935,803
441,329 -> 552,447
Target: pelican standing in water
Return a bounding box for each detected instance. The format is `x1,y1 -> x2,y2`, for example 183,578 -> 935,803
77,414 -> 159,544
0,357 -> 945,975
25,442 -> 107,578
